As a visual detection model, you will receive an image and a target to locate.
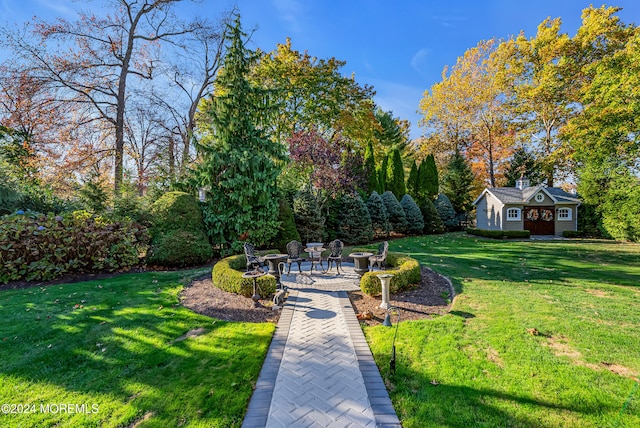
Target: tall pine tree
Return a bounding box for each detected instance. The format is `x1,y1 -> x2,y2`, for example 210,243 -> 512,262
363,140 -> 378,193
407,160 -> 419,198
195,15 -> 284,252
385,146 -> 405,199
441,151 -> 475,214
418,154 -> 438,200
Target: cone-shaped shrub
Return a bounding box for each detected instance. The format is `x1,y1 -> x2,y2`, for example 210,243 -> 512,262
336,193 -> 373,245
293,186 -> 325,243
400,194 -> 424,235
419,198 -> 446,234
272,199 -> 301,252
366,191 -> 389,238
381,190 -> 407,234
435,193 -> 457,229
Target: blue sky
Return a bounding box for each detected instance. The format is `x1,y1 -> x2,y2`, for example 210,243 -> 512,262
2,0 -> 640,139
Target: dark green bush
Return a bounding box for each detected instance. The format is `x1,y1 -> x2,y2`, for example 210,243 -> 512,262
146,230 -> 212,267
293,186 -> 325,243
400,194 -> 424,235
0,210 -> 148,284
272,199 -> 301,253
435,193 -> 457,229
381,191 -> 407,234
336,193 -> 373,245
419,198 -> 446,234
562,230 -> 583,238
149,191 -> 204,236
211,252 -> 278,297
466,227 -> 530,239
359,252 -> 421,296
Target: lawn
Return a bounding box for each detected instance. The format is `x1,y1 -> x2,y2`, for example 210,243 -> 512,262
364,233 -> 640,427
0,269 -> 275,428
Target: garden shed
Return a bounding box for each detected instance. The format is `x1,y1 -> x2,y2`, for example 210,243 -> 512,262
473,178 -> 581,236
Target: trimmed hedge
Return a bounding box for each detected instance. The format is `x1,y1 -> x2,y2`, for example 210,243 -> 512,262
211,251 -> 279,298
466,227 -> 531,239
147,230 -> 213,267
562,230 -> 582,238
359,251 -> 421,296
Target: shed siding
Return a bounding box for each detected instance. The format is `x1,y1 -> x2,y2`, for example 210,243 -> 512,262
503,205 -> 524,231
476,193 -> 503,230
554,204 -> 578,236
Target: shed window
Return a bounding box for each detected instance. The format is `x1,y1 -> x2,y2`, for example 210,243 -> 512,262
557,208 -> 572,221
506,208 -> 521,221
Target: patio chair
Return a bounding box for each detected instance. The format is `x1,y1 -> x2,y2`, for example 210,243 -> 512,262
369,241 -> 389,271
326,239 -> 344,274
243,242 -> 264,272
285,240 -> 304,274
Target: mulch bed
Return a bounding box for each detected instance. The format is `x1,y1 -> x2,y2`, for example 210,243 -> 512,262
180,266 -> 453,325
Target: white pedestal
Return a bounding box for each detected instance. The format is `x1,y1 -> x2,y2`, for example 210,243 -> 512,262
377,273 -> 394,310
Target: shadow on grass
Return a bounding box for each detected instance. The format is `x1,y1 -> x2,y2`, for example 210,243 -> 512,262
0,270 -> 274,427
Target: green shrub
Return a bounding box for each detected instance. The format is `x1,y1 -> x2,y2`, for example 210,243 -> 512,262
366,191 -> 389,238
149,191 -> 204,236
0,210 -> 148,284
359,252 -> 421,296
211,252 -> 278,297
435,193 -> 457,229
562,230 -> 582,238
147,230 -> 212,267
466,227 -> 530,239
272,199 -> 301,252
293,186 -> 325,243
400,194 -> 424,235
336,193 -> 373,245
419,198 -> 446,234
381,191 -> 407,234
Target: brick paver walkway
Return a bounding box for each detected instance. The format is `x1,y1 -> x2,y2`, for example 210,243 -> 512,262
242,263 -> 401,428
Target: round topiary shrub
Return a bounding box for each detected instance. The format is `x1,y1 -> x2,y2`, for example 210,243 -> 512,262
149,191 -> 204,236
400,194 -> 424,235
212,253 -> 277,298
359,252 -> 421,296
147,230 -> 213,267
381,191 -> 407,234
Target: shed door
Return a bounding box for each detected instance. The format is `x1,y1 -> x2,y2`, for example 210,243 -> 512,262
524,207 -> 555,235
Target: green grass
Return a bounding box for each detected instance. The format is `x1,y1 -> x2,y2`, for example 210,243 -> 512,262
0,269 -> 275,427
363,233 -> 640,427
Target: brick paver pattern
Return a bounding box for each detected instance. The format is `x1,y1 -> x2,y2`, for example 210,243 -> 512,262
265,288 -> 376,427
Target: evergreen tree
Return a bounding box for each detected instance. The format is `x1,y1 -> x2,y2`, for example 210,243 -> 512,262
418,154 -> 438,200
363,140 -> 378,193
385,146 -> 406,199
366,191 -> 389,238
407,160 -> 419,199
419,198 -> 446,234
272,199 -> 301,252
381,190 -> 407,234
504,146 -> 544,187
336,193 -> 373,245
400,194 -> 424,235
441,151 -> 475,214
195,15 -> 284,251
377,153 -> 388,194
435,193 -> 457,229
293,186 -> 325,243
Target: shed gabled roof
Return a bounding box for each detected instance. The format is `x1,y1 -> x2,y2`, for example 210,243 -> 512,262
473,185 -> 581,206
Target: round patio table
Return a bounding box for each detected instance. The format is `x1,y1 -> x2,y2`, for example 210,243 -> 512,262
348,252 -> 373,277
304,247 -> 326,273
262,253 -> 288,284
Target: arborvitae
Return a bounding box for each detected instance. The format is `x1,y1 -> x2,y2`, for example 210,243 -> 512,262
418,153 -> 438,200
381,190 -> 407,234
400,194 -> 424,235
435,193 -> 457,229
407,160 -> 419,199
366,191 -> 390,238
441,150 -> 475,214
363,140 -> 378,194
272,199 -> 301,252
377,154 -> 388,194
336,193 -> 373,245
195,15 -> 284,252
385,147 -> 406,199
293,186 -> 325,243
